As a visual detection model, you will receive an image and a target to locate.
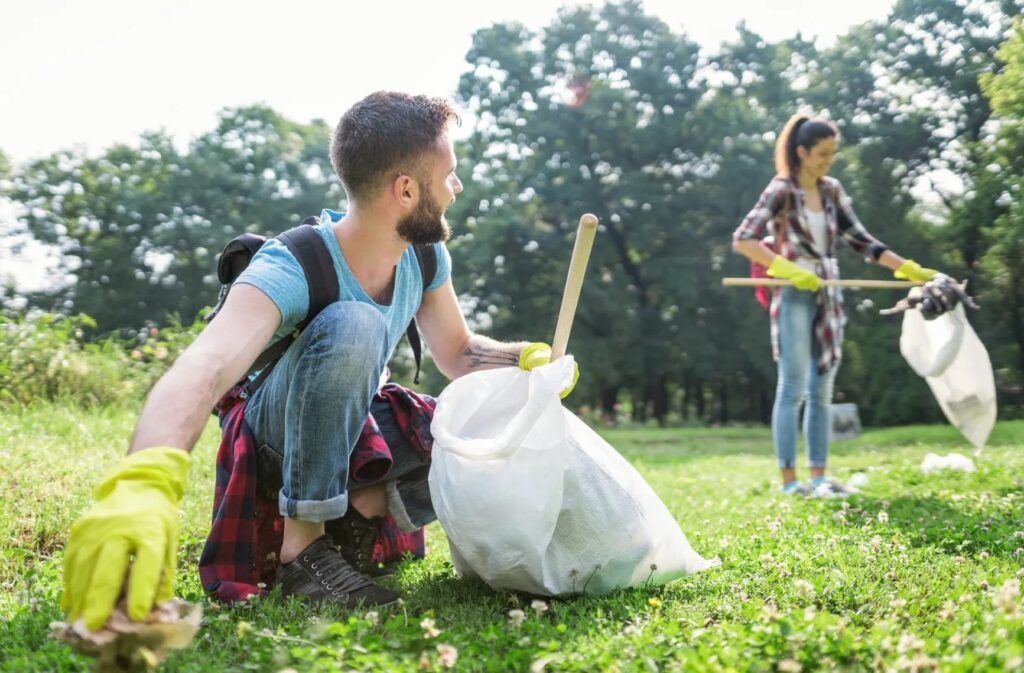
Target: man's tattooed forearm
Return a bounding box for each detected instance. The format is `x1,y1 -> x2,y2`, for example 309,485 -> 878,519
463,343 -> 520,369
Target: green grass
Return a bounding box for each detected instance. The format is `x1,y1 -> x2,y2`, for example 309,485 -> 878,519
2,405 -> 1023,672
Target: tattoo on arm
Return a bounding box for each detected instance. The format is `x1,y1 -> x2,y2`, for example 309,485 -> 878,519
463,341 -> 521,370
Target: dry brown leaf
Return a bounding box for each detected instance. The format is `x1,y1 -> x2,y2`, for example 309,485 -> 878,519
52,599 -> 202,673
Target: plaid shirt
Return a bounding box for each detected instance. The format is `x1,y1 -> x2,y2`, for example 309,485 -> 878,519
733,176 -> 888,373
199,383 -> 434,602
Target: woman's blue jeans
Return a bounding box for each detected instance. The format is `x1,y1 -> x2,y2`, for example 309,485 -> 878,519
772,288 -> 838,470
243,301 -> 433,530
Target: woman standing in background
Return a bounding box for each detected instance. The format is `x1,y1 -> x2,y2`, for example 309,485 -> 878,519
731,114 -> 942,496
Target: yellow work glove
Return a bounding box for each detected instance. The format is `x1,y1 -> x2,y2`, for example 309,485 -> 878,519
767,256 -> 821,291
519,342 -> 580,399
62,446 -> 190,631
894,259 -> 938,283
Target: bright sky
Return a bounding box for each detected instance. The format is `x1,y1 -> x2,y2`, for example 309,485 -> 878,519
2,0 -> 898,293
1,0 -> 898,164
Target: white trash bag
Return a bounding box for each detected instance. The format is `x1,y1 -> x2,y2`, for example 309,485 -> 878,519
900,304 -> 996,450
900,299 -> 964,378
428,357 -> 718,596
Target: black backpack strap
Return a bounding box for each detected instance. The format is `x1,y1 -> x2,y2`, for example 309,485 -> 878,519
279,225 -> 338,330
413,243 -> 438,289
206,233 -> 268,323
243,223 -> 339,396
406,244 -> 439,384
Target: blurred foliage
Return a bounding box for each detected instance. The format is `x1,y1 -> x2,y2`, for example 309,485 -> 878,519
0,310 -> 201,408
2,0 -> 1023,424
5,106 -> 340,331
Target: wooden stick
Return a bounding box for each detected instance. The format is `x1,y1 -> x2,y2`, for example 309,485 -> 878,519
721,277 -> 921,289
551,214 -> 599,361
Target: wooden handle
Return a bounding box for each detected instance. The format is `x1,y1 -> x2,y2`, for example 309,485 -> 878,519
721,278 -> 921,289
551,214 -> 599,361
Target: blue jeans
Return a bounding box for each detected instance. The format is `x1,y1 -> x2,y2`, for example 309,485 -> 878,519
244,301 -> 434,530
772,288 -> 838,470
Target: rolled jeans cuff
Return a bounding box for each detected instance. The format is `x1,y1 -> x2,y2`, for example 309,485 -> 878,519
280,491 -> 349,523
777,460 -> 796,470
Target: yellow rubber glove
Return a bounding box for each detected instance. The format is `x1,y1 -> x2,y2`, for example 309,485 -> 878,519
894,260 -> 938,283
767,256 -> 821,291
62,446 -> 190,631
519,342 -> 580,399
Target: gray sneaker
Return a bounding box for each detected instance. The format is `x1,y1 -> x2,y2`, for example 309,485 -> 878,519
811,478 -> 857,499
325,509 -> 394,578
276,536 -> 399,608
780,482 -> 812,496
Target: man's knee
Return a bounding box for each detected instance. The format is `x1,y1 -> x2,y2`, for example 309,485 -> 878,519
304,301 -> 389,368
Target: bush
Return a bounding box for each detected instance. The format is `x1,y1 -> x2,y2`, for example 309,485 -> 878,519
0,311 -> 201,408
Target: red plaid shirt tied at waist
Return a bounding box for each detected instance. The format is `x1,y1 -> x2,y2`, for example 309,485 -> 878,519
199,383 -> 435,603
733,176 -> 888,374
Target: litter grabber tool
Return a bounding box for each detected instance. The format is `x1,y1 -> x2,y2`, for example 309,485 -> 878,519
722,277 -> 922,289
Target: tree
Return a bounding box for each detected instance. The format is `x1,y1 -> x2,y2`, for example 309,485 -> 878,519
972,17 -> 1024,397
9,106 -> 339,331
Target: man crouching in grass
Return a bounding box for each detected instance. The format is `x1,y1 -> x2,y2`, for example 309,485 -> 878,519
60,91 -> 581,630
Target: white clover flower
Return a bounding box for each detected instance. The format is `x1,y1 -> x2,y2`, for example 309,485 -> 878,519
877,511 -> 889,524
530,599 -> 549,614
993,579 -> 1021,616
778,659 -> 802,672
896,633 -> 925,654
436,644 -> 458,668
364,611 -> 379,627
508,609 -> 527,627
420,618 -> 440,639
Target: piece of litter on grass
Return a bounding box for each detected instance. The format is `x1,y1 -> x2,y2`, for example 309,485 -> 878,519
52,599 -> 202,673
921,452 -> 976,474
847,473 -> 869,489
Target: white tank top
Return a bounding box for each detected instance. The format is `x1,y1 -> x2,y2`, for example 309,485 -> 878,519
805,208 -> 828,255
794,208 -> 829,271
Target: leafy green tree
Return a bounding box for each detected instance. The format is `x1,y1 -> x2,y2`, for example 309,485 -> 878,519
452,1 -> 762,423
8,106 -> 339,331
974,17 -> 1024,397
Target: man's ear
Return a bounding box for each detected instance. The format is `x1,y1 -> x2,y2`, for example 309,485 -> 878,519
391,174 -> 418,209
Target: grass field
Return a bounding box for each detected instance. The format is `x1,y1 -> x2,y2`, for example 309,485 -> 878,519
1,405 -> 1023,672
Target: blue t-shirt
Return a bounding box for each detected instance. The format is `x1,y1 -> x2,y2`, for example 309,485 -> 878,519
235,209 -> 451,360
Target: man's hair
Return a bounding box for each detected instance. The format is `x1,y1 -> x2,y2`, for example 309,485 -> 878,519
330,91 -> 460,203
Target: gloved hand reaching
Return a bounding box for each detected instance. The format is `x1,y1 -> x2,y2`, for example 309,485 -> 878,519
894,259 -> 939,283
767,256 -> 821,291
62,446 -> 190,631
519,342 -> 580,398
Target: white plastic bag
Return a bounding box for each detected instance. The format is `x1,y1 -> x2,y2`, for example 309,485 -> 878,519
428,357 -> 717,596
900,297 -> 964,377
901,305 -> 996,450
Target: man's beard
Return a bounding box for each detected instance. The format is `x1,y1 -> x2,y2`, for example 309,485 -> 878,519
397,189 -> 452,245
